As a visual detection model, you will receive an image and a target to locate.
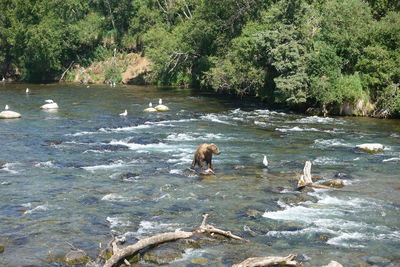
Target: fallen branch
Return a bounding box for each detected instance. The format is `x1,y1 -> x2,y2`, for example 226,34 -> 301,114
104,231 -> 193,267
196,214 -> 249,242
103,214 -> 247,267
232,254 -> 299,267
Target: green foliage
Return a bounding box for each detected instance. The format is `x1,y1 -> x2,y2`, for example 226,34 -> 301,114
0,0 -> 399,117
307,41 -> 342,105
334,73 -> 366,104
205,55 -> 264,96
316,0 -> 374,72
104,64 -> 122,84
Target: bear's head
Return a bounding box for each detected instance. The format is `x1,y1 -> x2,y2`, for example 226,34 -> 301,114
208,144 -> 221,155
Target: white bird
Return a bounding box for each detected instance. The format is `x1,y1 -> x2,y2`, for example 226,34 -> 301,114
26,88 -> 30,93
119,109 -> 127,116
5,105 -> 9,110
144,102 -> 157,113
41,99 -> 59,109
263,155 -> 269,167
155,98 -> 170,111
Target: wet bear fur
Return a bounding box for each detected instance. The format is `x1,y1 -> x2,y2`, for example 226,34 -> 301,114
191,143 -> 221,171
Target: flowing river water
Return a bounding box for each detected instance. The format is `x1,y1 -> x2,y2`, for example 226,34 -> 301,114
0,83 -> 399,266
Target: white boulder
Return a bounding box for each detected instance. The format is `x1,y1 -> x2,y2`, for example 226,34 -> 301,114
355,143 -> 384,153
0,110 -> 21,119
322,261 -> 343,267
40,99 -> 59,109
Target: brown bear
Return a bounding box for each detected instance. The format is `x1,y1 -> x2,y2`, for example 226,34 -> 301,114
190,143 -> 221,173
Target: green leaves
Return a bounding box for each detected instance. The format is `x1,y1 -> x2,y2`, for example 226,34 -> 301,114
0,0 -> 399,117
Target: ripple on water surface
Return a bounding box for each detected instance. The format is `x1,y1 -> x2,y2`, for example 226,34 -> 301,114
1,84 -> 399,266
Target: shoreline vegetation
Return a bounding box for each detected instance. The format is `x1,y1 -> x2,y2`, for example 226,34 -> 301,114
0,0 -> 399,118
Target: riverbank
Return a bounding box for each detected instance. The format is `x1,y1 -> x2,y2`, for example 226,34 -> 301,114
1,50 -> 397,119
64,53 -> 151,85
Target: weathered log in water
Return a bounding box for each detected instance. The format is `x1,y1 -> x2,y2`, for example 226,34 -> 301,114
297,161 -> 344,190
100,214 -> 248,267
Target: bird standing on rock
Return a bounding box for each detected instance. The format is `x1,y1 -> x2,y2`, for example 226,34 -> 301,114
144,102 -> 157,113
40,99 -> 59,109
155,98 -> 170,111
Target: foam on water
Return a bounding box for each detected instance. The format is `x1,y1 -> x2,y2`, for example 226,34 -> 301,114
313,139 -> 353,148
1,163 -> 19,174
101,193 -> 136,202
327,232 -> 367,248
169,169 -> 183,175
264,191 -> 396,248
166,132 -> 226,141
276,126 -> 318,132
82,160 -> 126,172
66,131 -> 98,137
254,121 -> 268,127
254,109 -> 287,116
99,124 -> 152,133
167,152 -> 193,164
276,126 -> 341,134
295,116 -> 346,125
106,216 -> 132,228
109,139 -> 171,151
136,221 -> 180,236
174,248 -> 207,262
200,114 -> 234,125
313,156 -> 344,166
382,157 -> 400,162
34,161 -> 55,168
83,149 -> 111,154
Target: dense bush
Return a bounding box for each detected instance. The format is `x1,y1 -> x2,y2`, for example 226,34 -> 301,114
0,0 -> 399,116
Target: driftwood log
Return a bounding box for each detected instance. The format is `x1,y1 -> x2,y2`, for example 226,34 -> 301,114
233,254 -> 299,267
297,161 -> 342,190
102,214 -> 248,267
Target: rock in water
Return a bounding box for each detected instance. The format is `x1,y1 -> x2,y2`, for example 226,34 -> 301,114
64,250 -> 89,265
355,143 -> 384,153
322,179 -> 344,188
321,260 -> 343,267
0,110 -> 21,119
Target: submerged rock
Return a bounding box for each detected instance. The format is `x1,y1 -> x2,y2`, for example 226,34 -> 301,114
318,234 -> 332,242
42,140 -> 63,146
190,257 -> 208,265
355,143 -> 384,153
366,256 -> 391,266
0,110 -> 21,119
334,172 -> 353,179
142,244 -> 182,264
64,250 -> 90,265
277,222 -> 304,232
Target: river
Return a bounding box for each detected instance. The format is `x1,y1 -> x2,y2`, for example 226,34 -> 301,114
0,83 -> 399,266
